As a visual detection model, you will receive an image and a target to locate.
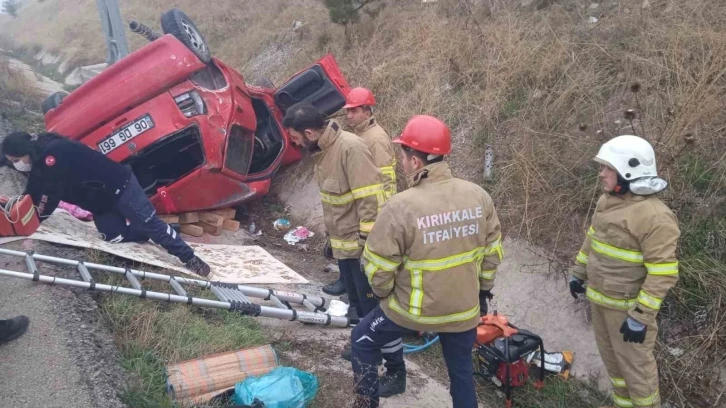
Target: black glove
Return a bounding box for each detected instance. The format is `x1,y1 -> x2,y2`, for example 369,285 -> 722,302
479,290 -> 493,316
620,317 -> 647,344
322,238 -> 333,260
569,276 -> 586,299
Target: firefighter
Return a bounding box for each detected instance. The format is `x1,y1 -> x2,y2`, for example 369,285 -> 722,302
322,87 -> 397,297
281,102 -> 385,321
569,135 -> 679,408
352,115 -> 503,408
2,132 -> 211,276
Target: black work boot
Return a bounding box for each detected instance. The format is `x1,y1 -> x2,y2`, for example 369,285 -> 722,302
379,370 -> 406,398
341,343 -> 352,361
322,277 -> 346,296
185,256 -> 211,277
0,315 -> 30,344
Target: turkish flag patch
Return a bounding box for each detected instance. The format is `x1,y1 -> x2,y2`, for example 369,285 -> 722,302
45,155 -> 56,166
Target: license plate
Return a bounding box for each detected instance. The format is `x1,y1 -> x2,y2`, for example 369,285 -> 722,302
97,115 -> 155,155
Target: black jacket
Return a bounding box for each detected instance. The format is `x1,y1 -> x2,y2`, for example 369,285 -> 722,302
24,138 -> 133,219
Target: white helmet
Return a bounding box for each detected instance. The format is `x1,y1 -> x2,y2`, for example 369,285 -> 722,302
594,135 -> 657,180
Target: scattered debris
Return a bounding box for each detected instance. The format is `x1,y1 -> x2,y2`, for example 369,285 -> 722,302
327,300 -> 349,317
273,218 -> 291,231
283,226 -> 314,245
249,222 -> 258,234
668,347 -> 685,357
588,16 -> 599,24
323,263 -> 340,273
233,367 -> 318,407
528,350 -> 574,379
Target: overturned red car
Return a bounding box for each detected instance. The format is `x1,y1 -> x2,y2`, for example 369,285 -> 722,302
42,9 -> 351,214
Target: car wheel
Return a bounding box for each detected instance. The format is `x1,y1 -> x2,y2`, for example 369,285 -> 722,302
41,91 -> 67,114
160,9 -> 211,64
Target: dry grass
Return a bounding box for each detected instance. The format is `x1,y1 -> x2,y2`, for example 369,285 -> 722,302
0,56 -> 41,108
2,0 -> 725,405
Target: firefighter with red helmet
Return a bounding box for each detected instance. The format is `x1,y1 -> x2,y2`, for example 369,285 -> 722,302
569,135 -> 679,408
322,87 -> 397,297
352,115 -> 503,408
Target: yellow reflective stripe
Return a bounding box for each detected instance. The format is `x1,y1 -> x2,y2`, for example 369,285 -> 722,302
330,238 -> 359,251
637,290 -> 663,311
364,262 -> 377,281
613,394 -> 634,408
359,221 -> 375,233
380,165 -> 395,175
320,191 -> 354,205
405,246 -> 489,271
588,236 -> 644,263
388,296 -> 480,325
409,270 -> 424,316
632,390 -> 659,406
586,287 -> 636,310
576,251 -> 589,265
479,269 -> 496,280
351,183 -> 384,199
485,236 -> 503,261
645,262 -> 679,276
588,226 -> 595,235
363,246 -> 399,271
611,377 -> 627,388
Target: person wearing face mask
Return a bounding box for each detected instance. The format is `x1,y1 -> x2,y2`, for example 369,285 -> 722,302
569,135 -> 679,408
315,88 -> 399,299
1,131 -> 211,276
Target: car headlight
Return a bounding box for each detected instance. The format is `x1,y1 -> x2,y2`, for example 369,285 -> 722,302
174,91 -> 206,117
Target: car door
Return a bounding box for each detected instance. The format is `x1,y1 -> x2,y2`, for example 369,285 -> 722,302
274,54 -> 352,116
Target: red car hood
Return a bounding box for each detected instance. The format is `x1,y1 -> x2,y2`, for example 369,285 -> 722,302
45,35 -> 206,140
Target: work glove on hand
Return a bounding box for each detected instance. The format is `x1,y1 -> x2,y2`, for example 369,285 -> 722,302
322,238 -> 333,260
479,290 -> 493,316
620,317 -> 647,344
569,276 -> 586,299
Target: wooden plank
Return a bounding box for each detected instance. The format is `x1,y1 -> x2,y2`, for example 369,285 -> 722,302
212,208 -> 237,220
194,222 -> 223,236
178,212 -> 199,224
179,224 -> 204,237
199,212 -> 225,227
222,219 -> 240,232
158,215 -> 179,224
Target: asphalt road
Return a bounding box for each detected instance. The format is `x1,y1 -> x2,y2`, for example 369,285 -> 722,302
0,241 -> 127,408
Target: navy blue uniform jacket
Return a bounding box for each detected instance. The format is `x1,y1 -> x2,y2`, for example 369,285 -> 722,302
24,138 -> 133,220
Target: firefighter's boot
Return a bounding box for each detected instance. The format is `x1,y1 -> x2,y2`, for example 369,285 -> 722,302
323,277 -> 346,296
185,256 -> 211,277
379,370 -> 406,398
0,315 -> 29,344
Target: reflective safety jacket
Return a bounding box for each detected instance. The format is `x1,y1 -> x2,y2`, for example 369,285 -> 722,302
362,162 -> 503,333
352,116 -> 397,199
313,120 -> 386,259
572,193 -> 680,326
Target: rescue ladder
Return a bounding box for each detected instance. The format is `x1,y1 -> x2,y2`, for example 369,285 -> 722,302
0,247 -> 350,328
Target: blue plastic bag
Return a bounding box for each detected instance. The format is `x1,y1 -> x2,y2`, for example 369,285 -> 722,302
233,367 -> 318,408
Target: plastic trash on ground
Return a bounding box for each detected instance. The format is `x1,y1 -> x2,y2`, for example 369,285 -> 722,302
526,350 -> 574,379
283,226 -> 314,245
233,366 -> 318,408
273,218 -> 291,231
327,300 -> 349,317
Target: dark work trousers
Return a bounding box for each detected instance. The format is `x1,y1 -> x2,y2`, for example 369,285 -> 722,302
351,306 -> 406,407
93,174 -> 195,263
338,258 -> 378,317
352,306 -> 478,408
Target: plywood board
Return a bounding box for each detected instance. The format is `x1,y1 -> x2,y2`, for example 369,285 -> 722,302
0,210 -> 307,284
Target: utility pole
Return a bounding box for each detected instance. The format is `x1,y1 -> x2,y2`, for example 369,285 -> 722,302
96,0 -> 129,65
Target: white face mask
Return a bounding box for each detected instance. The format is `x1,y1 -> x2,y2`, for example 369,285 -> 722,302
13,161 -> 31,172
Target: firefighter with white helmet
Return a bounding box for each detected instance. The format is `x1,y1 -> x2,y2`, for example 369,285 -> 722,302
322,87 -> 397,297
351,115 -> 503,408
569,135 -> 679,408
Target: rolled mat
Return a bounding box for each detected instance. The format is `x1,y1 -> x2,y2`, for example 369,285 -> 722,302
166,345 -> 278,404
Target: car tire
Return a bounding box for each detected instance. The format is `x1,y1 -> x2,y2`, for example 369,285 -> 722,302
160,9 -> 212,64
41,91 -> 67,114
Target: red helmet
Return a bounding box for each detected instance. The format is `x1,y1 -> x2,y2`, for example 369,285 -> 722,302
393,115 -> 452,155
343,87 -> 376,109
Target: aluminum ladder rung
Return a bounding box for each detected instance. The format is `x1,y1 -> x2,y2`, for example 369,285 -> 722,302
302,298 -> 318,312
210,286 -> 228,302
123,268 -> 143,290
24,253 -> 38,276
77,263 -> 93,283
269,294 -> 291,310
169,278 -> 187,297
